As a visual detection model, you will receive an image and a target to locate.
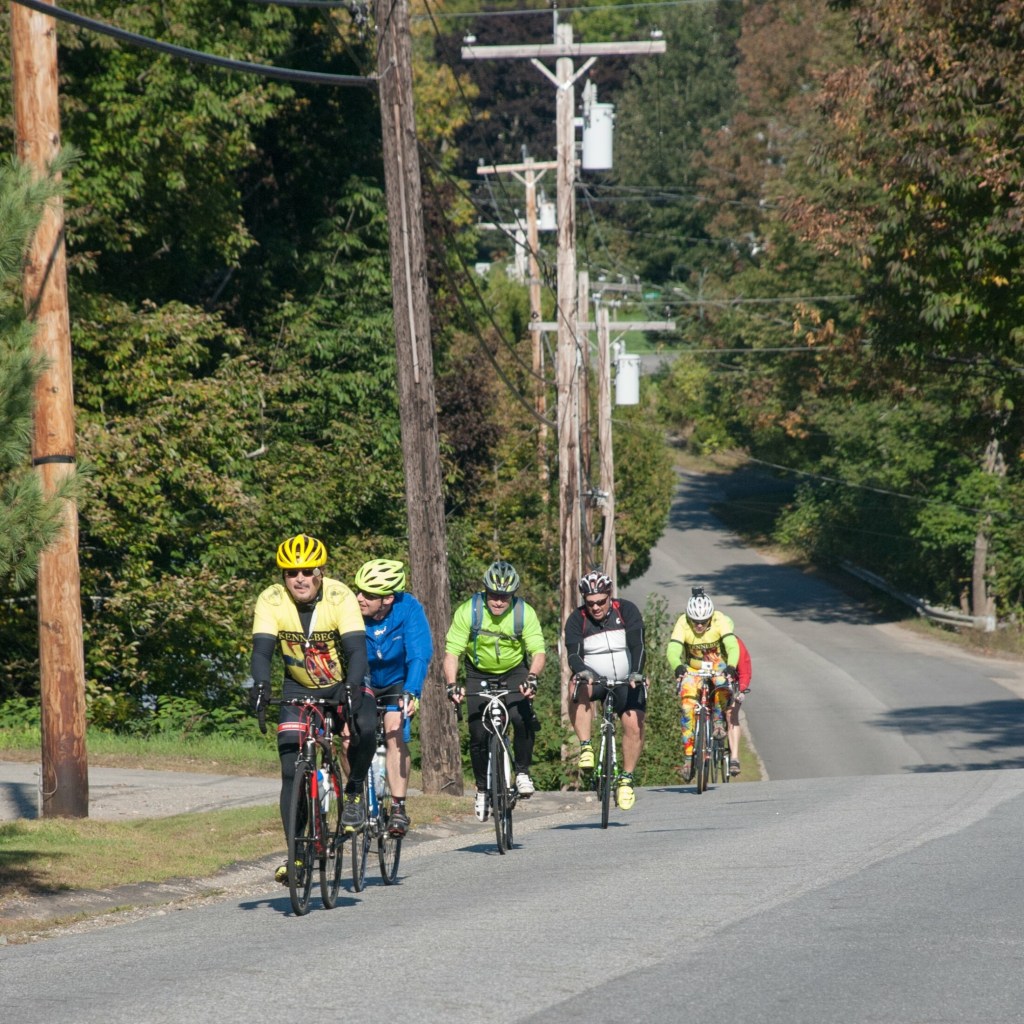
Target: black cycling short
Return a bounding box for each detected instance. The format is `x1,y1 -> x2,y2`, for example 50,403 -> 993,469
575,678 -> 646,716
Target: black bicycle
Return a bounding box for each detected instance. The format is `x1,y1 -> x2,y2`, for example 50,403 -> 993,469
583,675 -> 619,829
259,696 -> 345,915
352,697 -> 406,890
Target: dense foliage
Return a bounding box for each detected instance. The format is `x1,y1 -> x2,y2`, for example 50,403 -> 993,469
0,2 -> 677,741
7,0 -> 1021,775
609,0 -> 1024,621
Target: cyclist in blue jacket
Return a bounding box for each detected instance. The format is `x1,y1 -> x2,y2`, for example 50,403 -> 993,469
352,558 -> 433,837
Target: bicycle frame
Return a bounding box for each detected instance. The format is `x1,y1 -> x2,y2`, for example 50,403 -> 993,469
263,696 -> 345,915
480,684 -> 518,854
689,662 -> 733,794
353,697 -> 406,889
591,678 -> 623,829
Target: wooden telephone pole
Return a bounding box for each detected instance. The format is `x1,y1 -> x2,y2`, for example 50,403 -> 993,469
476,157 -> 556,500
375,0 -> 461,795
464,20 -> 665,719
11,0 -> 88,817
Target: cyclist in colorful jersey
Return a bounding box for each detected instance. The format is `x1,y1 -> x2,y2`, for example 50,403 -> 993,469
563,570 -> 647,810
249,534 -> 375,882
443,560 -> 546,822
353,558 -> 433,837
666,587 -> 740,783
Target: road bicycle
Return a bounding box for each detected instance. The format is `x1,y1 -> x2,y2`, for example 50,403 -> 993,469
685,662 -> 733,795
481,683 -> 519,853
581,675 -> 621,829
584,676 -> 647,828
352,696 -> 408,890
448,681 -> 521,854
259,695 -> 346,916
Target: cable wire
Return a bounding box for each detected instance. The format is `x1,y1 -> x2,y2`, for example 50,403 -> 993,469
11,0 -> 376,87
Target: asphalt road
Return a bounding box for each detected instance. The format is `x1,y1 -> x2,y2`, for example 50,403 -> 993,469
4,468 -> 1024,1023
3,770 -> 1024,1023
622,468 -> 1024,778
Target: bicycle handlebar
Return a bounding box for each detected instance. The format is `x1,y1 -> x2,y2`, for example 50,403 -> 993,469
256,689 -> 352,736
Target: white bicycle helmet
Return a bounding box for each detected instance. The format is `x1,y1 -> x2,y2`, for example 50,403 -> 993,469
686,588 -> 714,622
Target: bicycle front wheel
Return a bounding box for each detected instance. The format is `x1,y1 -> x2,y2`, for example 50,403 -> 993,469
490,733 -> 510,854
351,780 -> 371,892
286,762 -> 316,915
377,775 -> 401,884
319,759 -> 344,909
600,721 -> 614,829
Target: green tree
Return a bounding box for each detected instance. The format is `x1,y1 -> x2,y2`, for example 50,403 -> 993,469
0,158 -> 77,591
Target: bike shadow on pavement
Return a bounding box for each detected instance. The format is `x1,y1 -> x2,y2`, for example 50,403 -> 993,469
238,891 -> 360,916
452,840 -> 525,855
550,820 -> 629,831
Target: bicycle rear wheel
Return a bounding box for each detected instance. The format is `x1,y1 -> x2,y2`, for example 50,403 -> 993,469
694,716 -> 710,795
286,762 -> 316,915
351,780 -> 371,891
490,733 -> 510,854
377,775 -> 401,884
319,759 -> 344,908
600,719 -> 614,829
713,735 -> 730,784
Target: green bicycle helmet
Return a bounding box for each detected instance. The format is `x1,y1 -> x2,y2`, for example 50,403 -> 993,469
353,558 -> 406,595
276,534 -> 327,570
482,560 -> 520,594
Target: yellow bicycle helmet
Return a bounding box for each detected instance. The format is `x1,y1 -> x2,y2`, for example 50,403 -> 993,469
276,534 -> 328,570
353,558 -> 406,595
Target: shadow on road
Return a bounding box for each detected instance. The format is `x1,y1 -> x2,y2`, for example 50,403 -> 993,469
654,470 -> 887,627
874,698 -> 1024,772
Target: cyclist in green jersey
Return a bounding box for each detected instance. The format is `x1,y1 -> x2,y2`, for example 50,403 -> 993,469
443,561 -> 546,821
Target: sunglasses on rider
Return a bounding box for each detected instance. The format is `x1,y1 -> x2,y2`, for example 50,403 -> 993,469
284,569 -> 317,579
585,596 -> 609,609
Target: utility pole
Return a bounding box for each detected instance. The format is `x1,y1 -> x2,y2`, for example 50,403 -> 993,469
375,0 -> 460,795
476,157 -> 556,502
11,0 -> 89,818
596,306 -> 616,591
463,19 -> 665,721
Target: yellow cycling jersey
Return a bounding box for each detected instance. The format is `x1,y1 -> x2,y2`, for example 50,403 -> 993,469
667,610 -> 739,671
252,577 -> 363,688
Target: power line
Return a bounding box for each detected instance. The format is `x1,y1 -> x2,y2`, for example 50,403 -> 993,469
11,0 -> 375,86
742,455 -> 1003,519
413,0 -> 741,21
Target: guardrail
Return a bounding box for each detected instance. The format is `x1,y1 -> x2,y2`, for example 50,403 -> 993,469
840,560 -> 996,633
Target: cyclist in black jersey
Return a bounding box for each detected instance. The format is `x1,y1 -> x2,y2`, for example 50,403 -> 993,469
563,570 -> 647,810
249,534 -> 374,882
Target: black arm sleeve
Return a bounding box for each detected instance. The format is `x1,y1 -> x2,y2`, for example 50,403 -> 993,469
341,630 -> 369,688
250,634 -> 277,685
563,608 -> 590,676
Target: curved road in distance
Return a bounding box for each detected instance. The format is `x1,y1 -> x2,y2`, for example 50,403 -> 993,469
622,468 -> 1024,779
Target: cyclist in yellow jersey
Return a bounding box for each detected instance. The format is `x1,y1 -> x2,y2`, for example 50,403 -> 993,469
443,560 -> 546,821
666,587 -> 740,783
249,534 -> 374,882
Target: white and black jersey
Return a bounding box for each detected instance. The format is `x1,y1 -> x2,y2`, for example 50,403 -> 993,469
563,599 -> 645,684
